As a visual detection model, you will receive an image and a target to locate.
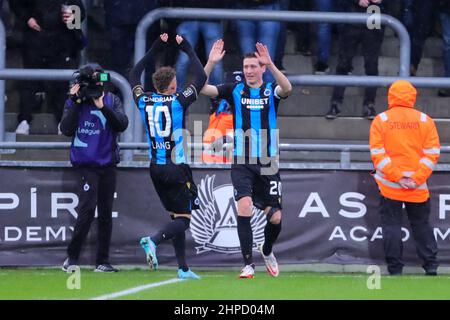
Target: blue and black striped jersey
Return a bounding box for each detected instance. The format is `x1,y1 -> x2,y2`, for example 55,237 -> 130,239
133,84 -> 198,164
217,82 -> 283,159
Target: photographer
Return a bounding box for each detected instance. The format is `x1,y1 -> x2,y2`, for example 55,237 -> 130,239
61,63 -> 128,273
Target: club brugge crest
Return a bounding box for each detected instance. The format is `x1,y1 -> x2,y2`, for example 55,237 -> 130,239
191,175 -> 266,254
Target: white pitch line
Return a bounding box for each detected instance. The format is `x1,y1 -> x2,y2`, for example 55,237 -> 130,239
91,278 -> 184,300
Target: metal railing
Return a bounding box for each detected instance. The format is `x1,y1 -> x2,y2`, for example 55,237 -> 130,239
133,7 -> 412,143
288,75 -> 450,88
0,69 -> 135,161
1,142 -> 450,171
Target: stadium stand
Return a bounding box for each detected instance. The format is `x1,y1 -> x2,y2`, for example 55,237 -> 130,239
1,0 -> 449,166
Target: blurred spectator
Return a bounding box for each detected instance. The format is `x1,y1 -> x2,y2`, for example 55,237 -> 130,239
291,0 -> 312,57
104,0 -> 158,89
438,0 -> 450,97
402,0 -> 439,76
9,0 -> 85,135
402,0 -> 414,29
312,0 -> 335,74
326,0 -> 385,120
233,0 -> 281,83
162,0 -> 229,88
274,0 -> 289,72
279,0 -> 335,74
202,71 -> 243,164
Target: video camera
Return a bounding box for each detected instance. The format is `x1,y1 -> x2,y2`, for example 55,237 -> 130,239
73,64 -> 110,100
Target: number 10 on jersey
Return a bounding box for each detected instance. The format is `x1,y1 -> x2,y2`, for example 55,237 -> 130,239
146,105 -> 172,138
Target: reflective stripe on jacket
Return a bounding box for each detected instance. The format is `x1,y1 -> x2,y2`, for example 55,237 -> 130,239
369,80 -> 440,203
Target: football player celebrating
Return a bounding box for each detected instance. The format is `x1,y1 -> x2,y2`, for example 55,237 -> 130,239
129,33 -> 207,279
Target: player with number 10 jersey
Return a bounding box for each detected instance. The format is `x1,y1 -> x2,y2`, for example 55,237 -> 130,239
129,33 -> 207,280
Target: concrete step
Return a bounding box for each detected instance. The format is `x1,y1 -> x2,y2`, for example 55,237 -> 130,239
6,87 -> 450,141
294,86 -> 438,97
0,134 -> 71,161
188,88 -> 450,119
15,135 -> 71,142
5,113 -> 59,134
422,37 -> 445,59
282,54 -> 444,77
284,31 -> 443,59
277,89 -> 450,118
193,36 -> 444,77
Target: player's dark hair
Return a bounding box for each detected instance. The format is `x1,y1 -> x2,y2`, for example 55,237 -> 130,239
152,66 -> 176,93
243,53 -> 263,66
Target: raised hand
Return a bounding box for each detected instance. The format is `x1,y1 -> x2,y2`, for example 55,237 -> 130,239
176,35 -> 184,45
69,83 -> 80,97
208,39 -> 226,64
27,17 -> 42,32
359,0 -> 370,7
93,92 -> 105,109
160,33 -> 169,43
255,42 -> 273,66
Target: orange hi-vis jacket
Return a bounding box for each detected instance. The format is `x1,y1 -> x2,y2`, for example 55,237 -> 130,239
369,80 -> 440,203
202,112 -> 234,163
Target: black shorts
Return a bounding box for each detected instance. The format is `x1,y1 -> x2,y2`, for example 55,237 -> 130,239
150,163 -> 199,214
231,164 -> 282,210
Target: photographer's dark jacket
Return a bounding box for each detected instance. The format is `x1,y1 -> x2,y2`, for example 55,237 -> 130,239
60,93 -> 128,167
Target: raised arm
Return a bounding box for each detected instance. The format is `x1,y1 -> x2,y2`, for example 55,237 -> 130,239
176,35 -> 207,94
255,42 -> 292,98
98,94 -> 129,133
60,84 -> 82,136
128,33 -> 167,89
200,39 -> 226,98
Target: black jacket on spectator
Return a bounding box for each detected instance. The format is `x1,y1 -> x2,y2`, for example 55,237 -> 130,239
9,0 -> 85,58
104,0 -> 157,27
440,0 -> 450,14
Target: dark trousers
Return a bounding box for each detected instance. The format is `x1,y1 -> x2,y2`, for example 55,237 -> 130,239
67,166 -> 117,265
403,0 -> 438,69
19,48 -> 77,124
331,25 -> 385,106
379,197 -> 438,274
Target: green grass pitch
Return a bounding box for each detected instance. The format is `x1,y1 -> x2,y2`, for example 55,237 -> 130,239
1,268 -> 450,300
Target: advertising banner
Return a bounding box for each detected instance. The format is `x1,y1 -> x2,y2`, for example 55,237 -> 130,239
1,168 -> 449,267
